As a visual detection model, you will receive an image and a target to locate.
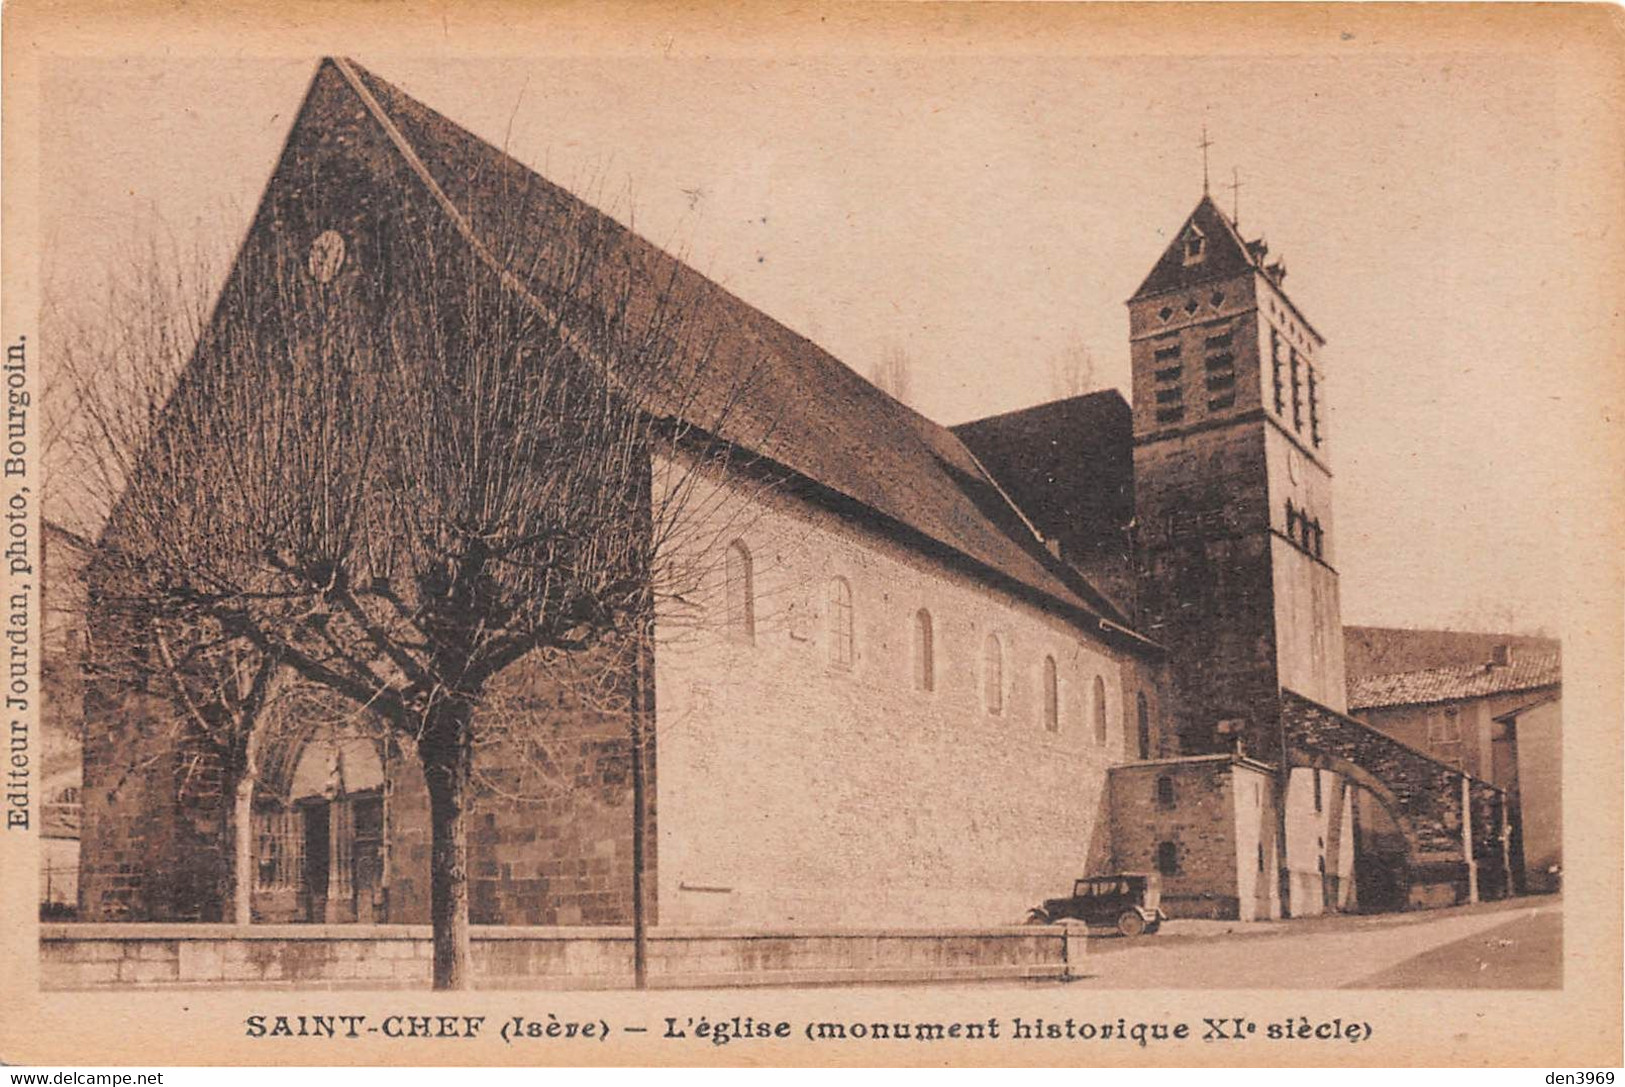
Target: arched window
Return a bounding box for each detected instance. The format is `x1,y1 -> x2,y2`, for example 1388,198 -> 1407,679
983,634 -> 1003,716
1042,656 -> 1059,732
724,540 -> 754,643
1156,840 -> 1179,876
1093,675 -> 1108,745
1136,692 -> 1152,760
1156,775 -> 1176,809
913,609 -> 934,692
828,577 -> 853,669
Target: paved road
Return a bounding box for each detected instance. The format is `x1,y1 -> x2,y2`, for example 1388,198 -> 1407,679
1059,897 -> 1563,990
645,898 -> 1564,996
1344,902 -> 1562,989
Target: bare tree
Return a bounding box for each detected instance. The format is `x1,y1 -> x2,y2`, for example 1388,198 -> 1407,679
47,240 -> 307,926
870,342 -> 914,405
62,182 -> 773,988
1047,334 -> 1097,400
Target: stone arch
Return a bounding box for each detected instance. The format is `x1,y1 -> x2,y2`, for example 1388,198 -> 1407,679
1285,746 -> 1423,862
288,732 -> 386,801
249,712 -> 392,924
1280,690 -> 1506,912
252,694 -> 391,805
1280,692 -> 1473,859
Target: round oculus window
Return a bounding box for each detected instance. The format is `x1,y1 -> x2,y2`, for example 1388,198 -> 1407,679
308,230 -> 347,283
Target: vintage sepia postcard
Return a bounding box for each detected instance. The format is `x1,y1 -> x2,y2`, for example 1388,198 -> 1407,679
1,0 -> 1621,1069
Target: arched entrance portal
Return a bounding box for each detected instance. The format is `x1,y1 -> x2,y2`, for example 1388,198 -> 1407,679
253,732 -> 387,923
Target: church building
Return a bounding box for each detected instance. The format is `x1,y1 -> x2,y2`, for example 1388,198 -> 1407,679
72,58 -> 1517,932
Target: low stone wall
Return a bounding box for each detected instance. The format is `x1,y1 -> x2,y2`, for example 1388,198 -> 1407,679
41,923 -> 1079,990
1162,893 -> 1242,920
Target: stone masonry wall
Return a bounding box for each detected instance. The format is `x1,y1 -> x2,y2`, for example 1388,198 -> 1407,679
1108,756 -> 1243,919
654,472 -> 1161,928
1280,690 -> 1469,858
80,650 -> 646,927
79,684 -> 234,922
1133,424 -> 1283,756
79,687 -> 169,921
41,923 -> 1075,990
383,648 -> 648,926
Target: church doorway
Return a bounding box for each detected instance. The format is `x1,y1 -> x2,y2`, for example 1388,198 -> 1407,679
253,731 -> 387,923
298,798 -> 331,920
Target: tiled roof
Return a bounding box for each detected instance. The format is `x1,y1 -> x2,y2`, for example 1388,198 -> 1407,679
332,60 -> 1138,635
1347,651 -> 1561,710
951,390 -> 1134,558
1344,625 -> 1560,679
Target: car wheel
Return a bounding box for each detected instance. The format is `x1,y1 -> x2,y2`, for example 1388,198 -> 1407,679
1026,908 -> 1053,925
1144,920 -> 1161,935
1116,911 -> 1147,938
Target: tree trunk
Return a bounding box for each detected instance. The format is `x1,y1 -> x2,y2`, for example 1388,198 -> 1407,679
232,769 -> 255,925
420,705 -> 474,990
232,730 -> 260,925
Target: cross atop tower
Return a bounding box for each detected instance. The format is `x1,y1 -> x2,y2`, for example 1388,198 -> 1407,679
1198,126 -> 1213,195
1227,167 -> 1244,227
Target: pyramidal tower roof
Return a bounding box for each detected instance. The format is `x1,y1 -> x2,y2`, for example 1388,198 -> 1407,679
1129,192 -> 1265,302
194,57 -> 1146,638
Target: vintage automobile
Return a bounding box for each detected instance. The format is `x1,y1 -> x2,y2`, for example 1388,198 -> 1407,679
1027,873 -> 1167,936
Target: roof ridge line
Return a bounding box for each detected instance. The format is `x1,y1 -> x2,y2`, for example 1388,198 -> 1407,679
330,57 -> 622,388
1206,191 -> 1257,261
1355,649 -> 1563,680
322,59 -> 1145,642
949,387 -> 1126,431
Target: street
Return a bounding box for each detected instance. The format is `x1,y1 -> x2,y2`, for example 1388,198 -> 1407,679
1063,896 -> 1563,990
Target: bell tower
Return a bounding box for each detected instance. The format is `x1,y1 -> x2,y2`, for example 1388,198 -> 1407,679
1128,193 -> 1347,759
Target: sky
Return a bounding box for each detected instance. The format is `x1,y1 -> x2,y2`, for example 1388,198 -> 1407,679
37,38 -> 1613,638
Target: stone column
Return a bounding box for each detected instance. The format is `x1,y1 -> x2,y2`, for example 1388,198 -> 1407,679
1460,774 -> 1479,905
1498,794 -> 1514,900
326,798 -> 344,924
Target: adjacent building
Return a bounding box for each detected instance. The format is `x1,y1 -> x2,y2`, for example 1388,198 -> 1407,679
1347,629 -> 1561,895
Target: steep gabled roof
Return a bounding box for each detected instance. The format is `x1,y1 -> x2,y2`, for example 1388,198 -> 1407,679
302,59 -> 1140,638
951,390 -> 1133,557
1347,652 -> 1561,711
1131,193 -> 1262,302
